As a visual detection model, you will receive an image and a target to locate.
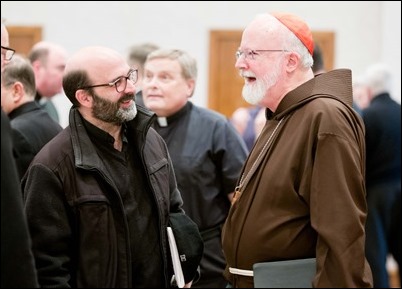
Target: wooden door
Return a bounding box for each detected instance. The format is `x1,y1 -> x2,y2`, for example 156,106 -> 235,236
7,26 -> 42,57
313,31 -> 335,72
208,30 -> 246,118
208,30 -> 335,118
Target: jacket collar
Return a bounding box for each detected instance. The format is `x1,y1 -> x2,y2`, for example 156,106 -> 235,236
8,101 -> 42,120
68,105 -> 156,169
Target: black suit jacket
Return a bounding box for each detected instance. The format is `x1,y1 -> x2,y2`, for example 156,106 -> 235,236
1,109 -> 39,287
9,101 -> 62,179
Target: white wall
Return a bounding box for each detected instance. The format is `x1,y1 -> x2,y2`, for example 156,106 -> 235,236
381,1 -> 401,101
2,1 -> 401,107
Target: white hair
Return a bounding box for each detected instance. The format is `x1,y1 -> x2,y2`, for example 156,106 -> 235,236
364,63 -> 393,96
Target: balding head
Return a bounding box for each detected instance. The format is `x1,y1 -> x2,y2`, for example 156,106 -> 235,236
28,41 -> 68,98
243,13 -> 313,69
28,41 -> 67,64
237,12 -> 314,112
63,46 -> 130,106
65,46 -> 125,77
241,13 -> 285,54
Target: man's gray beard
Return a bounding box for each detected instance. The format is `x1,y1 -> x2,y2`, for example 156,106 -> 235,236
116,103 -> 137,123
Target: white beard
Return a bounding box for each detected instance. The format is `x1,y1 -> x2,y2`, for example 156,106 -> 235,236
241,58 -> 282,106
242,79 -> 266,105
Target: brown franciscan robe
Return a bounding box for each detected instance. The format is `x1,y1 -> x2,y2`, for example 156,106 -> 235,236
222,69 -> 373,288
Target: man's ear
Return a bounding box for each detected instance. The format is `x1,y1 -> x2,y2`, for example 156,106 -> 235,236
31,60 -> 42,73
75,89 -> 93,108
11,81 -> 25,103
285,52 -> 300,72
186,79 -> 195,98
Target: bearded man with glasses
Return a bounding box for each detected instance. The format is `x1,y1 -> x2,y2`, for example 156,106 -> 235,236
221,12 -> 373,288
22,45 -> 202,288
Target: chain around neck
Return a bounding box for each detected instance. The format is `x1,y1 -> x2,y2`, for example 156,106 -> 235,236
235,116 -> 286,195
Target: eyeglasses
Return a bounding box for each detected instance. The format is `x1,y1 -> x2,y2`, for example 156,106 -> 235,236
80,69 -> 138,93
235,49 -> 288,61
1,45 -> 16,61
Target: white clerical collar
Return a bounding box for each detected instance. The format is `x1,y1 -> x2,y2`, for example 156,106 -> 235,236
157,117 -> 168,127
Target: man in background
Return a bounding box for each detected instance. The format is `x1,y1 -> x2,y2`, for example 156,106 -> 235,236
127,42 -> 159,107
28,41 -> 68,124
311,42 -> 325,75
362,63 -> 401,288
1,54 -> 62,179
230,105 -> 263,152
143,48 -> 248,287
1,19 -> 39,288
353,75 -> 371,111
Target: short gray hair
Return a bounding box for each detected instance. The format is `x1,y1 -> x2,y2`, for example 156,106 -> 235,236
364,63 -> 393,96
2,54 -> 36,98
146,48 -> 198,81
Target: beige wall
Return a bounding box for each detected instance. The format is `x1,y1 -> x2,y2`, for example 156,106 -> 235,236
2,1 -> 401,105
